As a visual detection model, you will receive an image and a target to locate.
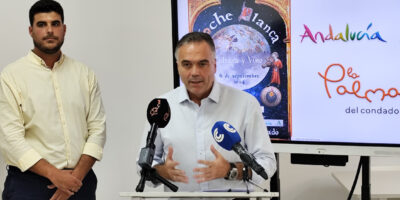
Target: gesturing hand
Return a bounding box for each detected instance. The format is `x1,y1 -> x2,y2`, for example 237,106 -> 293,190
193,145 -> 230,183
154,146 -> 188,183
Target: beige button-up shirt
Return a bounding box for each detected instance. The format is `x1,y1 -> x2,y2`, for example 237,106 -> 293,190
0,51 -> 106,171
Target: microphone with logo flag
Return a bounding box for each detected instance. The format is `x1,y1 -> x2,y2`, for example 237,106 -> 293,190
138,98 -> 171,169
136,98 -> 178,192
211,121 -> 269,180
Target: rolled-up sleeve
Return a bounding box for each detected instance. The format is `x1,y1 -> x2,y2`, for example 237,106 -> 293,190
0,74 -> 42,171
83,71 -> 106,161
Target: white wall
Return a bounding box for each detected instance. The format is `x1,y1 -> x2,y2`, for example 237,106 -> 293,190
0,1 -> 399,200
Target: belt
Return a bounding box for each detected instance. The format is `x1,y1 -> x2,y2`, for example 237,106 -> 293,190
7,165 -> 74,173
8,165 -> 29,173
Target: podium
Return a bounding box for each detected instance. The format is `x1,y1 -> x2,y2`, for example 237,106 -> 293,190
120,192 -> 279,199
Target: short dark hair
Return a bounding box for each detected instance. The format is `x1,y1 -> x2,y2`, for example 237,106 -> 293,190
29,0 -> 64,26
174,32 -> 215,60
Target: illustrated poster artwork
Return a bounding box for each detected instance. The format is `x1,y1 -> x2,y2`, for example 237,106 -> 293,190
187,0 -> 291,140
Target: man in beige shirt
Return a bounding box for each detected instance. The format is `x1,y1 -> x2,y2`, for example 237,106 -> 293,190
0,0 -> 106,199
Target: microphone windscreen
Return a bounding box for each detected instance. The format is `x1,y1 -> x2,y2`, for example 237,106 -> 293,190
211,121 -> 241,151
146,98 -> 171,128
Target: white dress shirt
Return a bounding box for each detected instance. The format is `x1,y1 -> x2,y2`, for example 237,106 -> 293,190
139,81 -> 276,193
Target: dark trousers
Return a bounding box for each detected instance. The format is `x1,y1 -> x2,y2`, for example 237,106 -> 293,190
2,166 -> 97,200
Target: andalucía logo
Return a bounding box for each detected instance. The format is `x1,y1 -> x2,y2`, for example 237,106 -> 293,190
300,23 -> 387,44
189,0 -> 291,140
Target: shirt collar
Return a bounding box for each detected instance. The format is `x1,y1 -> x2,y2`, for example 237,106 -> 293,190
27,51 -> 65,69
178,81 -> 221,104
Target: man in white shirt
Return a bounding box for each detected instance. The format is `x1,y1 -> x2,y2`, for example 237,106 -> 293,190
138,32 -> 276,197
0,1 -> 106,199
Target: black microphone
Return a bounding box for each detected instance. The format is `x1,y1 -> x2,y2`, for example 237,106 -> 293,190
211,121 -> 268,180
136,98 -> 178,192
146,98 -> 170,128
138,98 -> 171,169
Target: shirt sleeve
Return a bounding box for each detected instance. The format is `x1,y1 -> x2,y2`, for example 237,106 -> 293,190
0,74 -> 42,171
82,71 -> 106,161
244,97 -> 277,184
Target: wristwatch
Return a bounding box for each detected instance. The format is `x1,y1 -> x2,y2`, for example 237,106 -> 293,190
224,163 -> 238,180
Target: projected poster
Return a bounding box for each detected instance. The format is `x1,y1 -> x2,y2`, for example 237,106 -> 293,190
291,0 -> 400,144
177,0 -> 400,145
179,0 -> 291,140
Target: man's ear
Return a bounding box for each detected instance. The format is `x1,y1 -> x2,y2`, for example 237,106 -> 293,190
213,59 -> 217,73
29,26 -> 33,37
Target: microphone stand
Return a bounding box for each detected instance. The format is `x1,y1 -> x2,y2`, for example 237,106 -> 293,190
136,123 -> 178,192
136,166 -> 178,192
242,165 -> 269,193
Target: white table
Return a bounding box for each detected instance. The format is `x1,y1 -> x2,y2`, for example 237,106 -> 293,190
332,167 -> 400,200
120,192 -> 279,199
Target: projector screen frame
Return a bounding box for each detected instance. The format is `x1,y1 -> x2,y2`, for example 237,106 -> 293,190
273,141 -> 400,156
